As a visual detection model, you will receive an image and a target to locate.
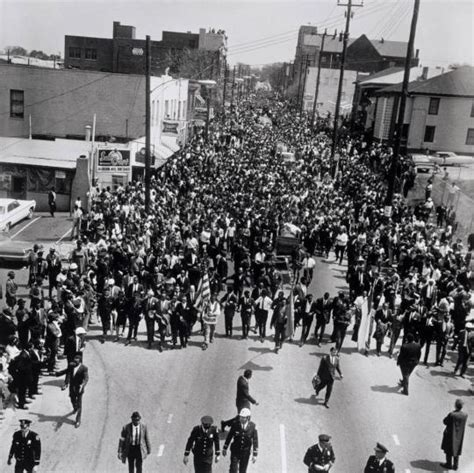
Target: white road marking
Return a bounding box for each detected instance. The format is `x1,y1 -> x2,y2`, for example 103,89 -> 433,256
405,469 -> 411,473
10,217 -> 41,239
392,434 -> 400,446
167,414 -> 173,424
157,444 -> 165,457
56,227 -> 72,244
279,424 -> 287,473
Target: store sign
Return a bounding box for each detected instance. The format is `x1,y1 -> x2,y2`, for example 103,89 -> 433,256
194,107 -> 208,121
162,120 -> 179,136
97,148 -> 130,172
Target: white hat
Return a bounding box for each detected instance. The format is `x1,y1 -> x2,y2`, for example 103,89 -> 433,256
239,408 -> 251,417
108,278 -> 115,286
70,263 -> 78,270
75,327 -> 86,335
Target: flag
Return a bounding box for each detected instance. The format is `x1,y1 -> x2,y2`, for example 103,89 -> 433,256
285,291 -> 294,339
195,271 -> 211,312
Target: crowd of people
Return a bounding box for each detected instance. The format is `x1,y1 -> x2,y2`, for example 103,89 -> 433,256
0,92 -> 472,470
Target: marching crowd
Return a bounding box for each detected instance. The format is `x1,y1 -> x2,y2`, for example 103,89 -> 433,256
0,92 -> 473,471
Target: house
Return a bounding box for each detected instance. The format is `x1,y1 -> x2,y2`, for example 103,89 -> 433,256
373,66 -> 474,154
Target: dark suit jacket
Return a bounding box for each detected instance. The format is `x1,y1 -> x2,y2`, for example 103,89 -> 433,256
118,422 -> 151,462
57,363 -> 89,396
317,354 -> 342,381
9,430 -> 41,465
224,420 -> 258,456
236,375 -> 256,410
441,410 -> 468,456
397,341 -> 421,367
303,443 -> 335,470
364,455 -> 395,473
184,425 -> 220,463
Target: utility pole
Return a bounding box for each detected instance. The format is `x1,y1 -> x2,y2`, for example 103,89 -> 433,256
312,29 -> 327,126
331,0 -> 363,175
384,0 -> 420,216
145,35 -> 151,213
296,57 -> 305,112
230,65 -> 236,110
301,55 -> 310,115
222,62 -> 228,122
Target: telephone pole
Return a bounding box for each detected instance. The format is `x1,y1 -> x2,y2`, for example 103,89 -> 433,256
230,65 -> 236,110
312,29 -> 327,126
296,57 -> 305,112
301,55 -> 310,115
222,62 -> 228,122
144,35 -> 151,213
384,0 -> 420,216
331,0 -> 363,174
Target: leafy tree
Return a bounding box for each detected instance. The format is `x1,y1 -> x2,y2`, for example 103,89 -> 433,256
6,45 -> 27,56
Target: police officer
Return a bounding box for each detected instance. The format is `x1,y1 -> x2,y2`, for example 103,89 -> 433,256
303,434 -> 335,472
222,408 -> 258,473
364,443 -> 395,473
183,415 -> 220,473
7,419 -> 41,472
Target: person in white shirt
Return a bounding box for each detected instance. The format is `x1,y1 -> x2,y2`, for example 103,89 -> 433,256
202,294 -> 220,350
254,290 -> 273,342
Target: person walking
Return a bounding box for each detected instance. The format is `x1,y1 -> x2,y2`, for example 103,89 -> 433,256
303,434 -> 335,472
396,332 -> 421,395
221,369 -> 258,431
7,419 -> 41,472
440,399 -> 468,471
5,270 -> 18,310
55,353 -> 89,428
118,411 -> 151,473
299,294 -> 316,347
315,347 -> 343,408
202,294 -> 220,350
183,415 -> 220,473
270,291 -> 288,354
222,408 -> 258,473
364,442 -> 394,473
254,289 -> 272,342
48,187 -> 57,217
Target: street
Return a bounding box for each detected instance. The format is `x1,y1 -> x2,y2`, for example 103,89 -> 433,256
0,216 -> 473,473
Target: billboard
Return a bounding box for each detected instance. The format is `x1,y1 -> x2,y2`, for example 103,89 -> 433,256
162,120 -> 179,136
97,147 -> 130,172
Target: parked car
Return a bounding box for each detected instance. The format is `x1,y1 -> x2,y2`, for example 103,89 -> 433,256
0,235 -> 32,265
429,151 -> 474,166
409,153 -> 435,173
0,198 -> 36,233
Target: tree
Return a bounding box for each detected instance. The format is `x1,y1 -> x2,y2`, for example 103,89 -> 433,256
29,50 -> 50,60
6,45 -> 27,56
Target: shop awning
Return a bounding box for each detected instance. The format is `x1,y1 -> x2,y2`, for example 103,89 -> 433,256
161,136 -> 180,153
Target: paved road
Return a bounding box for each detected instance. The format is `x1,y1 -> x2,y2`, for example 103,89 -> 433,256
0,217 -> 473,472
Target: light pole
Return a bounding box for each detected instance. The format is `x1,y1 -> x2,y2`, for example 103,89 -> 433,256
198,79 -> 217,142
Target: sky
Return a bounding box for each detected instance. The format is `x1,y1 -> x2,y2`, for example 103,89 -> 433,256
0,0 -> 472,68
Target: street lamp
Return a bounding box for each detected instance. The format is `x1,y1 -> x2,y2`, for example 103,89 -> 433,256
198,79 -> 217,142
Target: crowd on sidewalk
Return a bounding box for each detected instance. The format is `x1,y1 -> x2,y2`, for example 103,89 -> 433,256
1,93 -> 473,424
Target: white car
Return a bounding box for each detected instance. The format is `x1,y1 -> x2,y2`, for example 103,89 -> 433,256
0,198 -> 36,232
409,153 -> 436,173
430,151 -> 474,166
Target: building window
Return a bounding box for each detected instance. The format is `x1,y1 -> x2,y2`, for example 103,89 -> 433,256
470,100 -> 474,118
68,47 -> 81,59
85,48 -> 97,60
182,100 -> 186,120
178,101 -> 181,119
428,97 -> 440,115
424,125 -> 436,143
165,100 -> 170,118
466,128 -> 474,145
10,90 -> 24,119
401,123 -> 410,139
321,56 -> 327,63
112,175 -> 126,190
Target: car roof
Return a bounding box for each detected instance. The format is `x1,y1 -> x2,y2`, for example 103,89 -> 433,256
0,198 -> 18,205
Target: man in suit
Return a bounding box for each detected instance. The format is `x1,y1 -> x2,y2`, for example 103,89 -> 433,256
142,289 -> 159,349
222,408 -> 258,473
435,312 -> 454,366
221,369 -> 258,431
64,326 -> 87,363
440,399 -> 468,471
421,278 -> 438,310
118,411 -> 151,473
183,415 -> 220,473
315,347 -> 343,408
303,434 -> 335,472
299,294 -> 317,347
8,419 -> 41,472
364,442 -> 395,473
270,291 -> 288,354
5,270 -> 18,309
238,290 -> 254,340
56,353 -> 89,428
396,332 -> 421,395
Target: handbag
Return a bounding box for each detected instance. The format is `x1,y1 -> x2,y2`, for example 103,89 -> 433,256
312,374 -> 321,390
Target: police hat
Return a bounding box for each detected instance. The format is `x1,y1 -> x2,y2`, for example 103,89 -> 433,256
19,419 -> 32,425
201,415 -> 213,425
375,442 -> 388,453
319,434 -> 331,442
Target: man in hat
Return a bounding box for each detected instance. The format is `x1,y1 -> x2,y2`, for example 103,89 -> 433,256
5,270 -> 18,309
303,434 -> 335,472
440,399 -> 468,471
118,411 -> 151,473
364,442 -> 394,473
183,415 -> 220,472
64,326 -> 87,363
55,353 -> 88,428
222,408 -> 258,473
8,419 -> 41,472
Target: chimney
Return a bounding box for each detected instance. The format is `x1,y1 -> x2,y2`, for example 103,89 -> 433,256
85,125 -> 92,142
421,66 -> 429,80
415,48 -> 419,58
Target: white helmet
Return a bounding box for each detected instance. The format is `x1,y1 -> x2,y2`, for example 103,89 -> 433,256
239,408 -> 251,417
